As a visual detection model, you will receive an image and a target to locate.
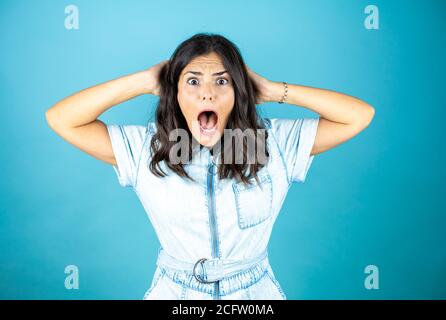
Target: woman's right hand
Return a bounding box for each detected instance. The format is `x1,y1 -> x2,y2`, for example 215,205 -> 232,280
144,59 -> 169,96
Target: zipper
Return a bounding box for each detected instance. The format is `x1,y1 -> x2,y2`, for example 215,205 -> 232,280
207,161 -> 220,300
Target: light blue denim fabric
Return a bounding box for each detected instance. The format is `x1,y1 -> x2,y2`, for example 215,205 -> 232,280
106,117 -> 320,300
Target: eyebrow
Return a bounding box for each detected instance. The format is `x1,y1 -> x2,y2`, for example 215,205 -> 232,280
184,70 -> 228,76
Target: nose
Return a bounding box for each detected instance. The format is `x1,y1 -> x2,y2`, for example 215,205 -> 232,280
201,83 -> 214,102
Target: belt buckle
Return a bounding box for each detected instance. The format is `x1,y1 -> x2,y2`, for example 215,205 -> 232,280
193,258 -> 218,284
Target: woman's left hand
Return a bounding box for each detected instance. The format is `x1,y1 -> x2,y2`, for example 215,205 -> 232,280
246,65 -> 276,104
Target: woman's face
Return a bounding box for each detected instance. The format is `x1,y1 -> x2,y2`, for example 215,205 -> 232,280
177,51 -> 235,148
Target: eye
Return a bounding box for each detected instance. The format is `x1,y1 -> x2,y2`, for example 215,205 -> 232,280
217,78 -> 229,85
187,78 -> 199,85
186,77 -> 230,86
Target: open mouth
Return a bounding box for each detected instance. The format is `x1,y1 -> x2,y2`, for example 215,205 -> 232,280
197,110 -> 218,136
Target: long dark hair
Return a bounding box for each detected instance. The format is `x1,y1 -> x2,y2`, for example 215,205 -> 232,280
148,32 -> 269,186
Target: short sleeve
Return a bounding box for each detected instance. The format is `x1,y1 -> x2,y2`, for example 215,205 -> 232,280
106,124 -> 149,188
267,117 -> 320,183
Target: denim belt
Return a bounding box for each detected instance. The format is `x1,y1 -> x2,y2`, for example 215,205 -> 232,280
156,248 -> 269,284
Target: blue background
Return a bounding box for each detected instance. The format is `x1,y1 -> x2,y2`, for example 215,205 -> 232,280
0,0 -> 445,299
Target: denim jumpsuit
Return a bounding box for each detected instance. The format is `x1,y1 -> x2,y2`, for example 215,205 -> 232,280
106,116 -> 320,300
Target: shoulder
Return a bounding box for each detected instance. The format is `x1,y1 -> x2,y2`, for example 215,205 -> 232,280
262,117 -> 319,137
107,122 -> 156,142
106,122 -> 157,162
262,117 -> 298,141
262,117 -> 311,129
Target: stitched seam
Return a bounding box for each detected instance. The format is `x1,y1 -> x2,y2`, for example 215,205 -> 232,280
291,117 -> 319,183
290,119 -> 303,183
143,268 -> 166,299
266,119 -> 292,187
117,126 -> 134,187
133,126 -> 151,189
222,270 -> 269,296
180,285 -> 187,300
233,174 -> 273,229
266,271 -> 287,299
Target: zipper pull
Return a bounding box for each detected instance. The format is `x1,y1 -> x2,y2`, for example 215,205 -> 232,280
208,162 -> 216,175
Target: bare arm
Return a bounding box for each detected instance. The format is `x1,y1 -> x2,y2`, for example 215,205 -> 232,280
45,60 -> 167,165
266,82 -> 375,156
246,65 -> 375,156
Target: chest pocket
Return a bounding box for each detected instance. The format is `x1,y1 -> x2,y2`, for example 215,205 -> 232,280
232,171 -> 273,229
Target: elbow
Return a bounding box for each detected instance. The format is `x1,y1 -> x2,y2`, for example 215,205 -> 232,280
45,108 -> 60,130
364,105 -> 375,127
351,104 -> 375,130
359,104 -> 375,128
45,109 -> 54,128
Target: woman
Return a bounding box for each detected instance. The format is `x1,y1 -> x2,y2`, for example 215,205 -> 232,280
45,33 -> 375,300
